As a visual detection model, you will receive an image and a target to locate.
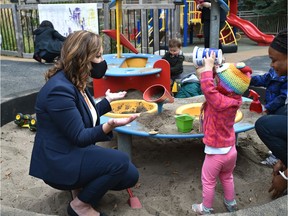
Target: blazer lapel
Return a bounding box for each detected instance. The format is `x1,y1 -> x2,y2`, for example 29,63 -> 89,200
79,89 -> 94,127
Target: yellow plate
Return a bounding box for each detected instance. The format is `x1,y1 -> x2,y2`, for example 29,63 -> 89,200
105,99 -> 158,118
175,103 -> 243,123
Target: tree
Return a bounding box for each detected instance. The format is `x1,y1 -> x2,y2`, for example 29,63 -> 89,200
257,0 -> 287,15
238,0 -> 274,11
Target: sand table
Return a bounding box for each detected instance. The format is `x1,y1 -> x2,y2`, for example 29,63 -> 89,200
128,93 -> 263,135
1,90 -> 277,216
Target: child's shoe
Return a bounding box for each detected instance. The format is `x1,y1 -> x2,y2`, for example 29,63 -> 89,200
192,203 -> 214,215
224,199 -> 238,212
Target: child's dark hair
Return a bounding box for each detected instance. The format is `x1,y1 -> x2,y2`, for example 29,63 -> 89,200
169,38 -> 182,48
270,28 -> 287,55
39,20 -> 54,29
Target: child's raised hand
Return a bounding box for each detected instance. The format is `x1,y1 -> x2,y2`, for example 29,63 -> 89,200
196,51 -> 216,77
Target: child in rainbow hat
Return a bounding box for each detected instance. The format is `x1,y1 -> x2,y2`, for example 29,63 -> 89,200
192,52 -> 252,214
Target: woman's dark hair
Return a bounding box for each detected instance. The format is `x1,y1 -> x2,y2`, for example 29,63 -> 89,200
39,20 -> 54,29
270,28 -> 287,55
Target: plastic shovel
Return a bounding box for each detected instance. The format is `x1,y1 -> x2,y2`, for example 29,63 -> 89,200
127,188 -> 142,209
248,89 -> 263,113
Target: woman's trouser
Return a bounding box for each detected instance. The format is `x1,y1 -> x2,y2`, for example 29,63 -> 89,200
45,146 -> 139,205
255,115 -> 287,167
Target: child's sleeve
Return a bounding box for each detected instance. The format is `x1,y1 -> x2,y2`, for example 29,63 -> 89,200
250,68 -> 273,87
265,82 -> 287,113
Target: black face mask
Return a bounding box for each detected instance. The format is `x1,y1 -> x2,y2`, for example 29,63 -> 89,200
90,60 -> 107,79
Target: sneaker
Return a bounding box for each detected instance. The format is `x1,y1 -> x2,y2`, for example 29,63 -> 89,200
192,203 -> 214,215
224,199 -> 238,212
261,152 -> 278,166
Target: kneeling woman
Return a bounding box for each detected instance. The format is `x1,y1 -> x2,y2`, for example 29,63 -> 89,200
29,30 -> 139,216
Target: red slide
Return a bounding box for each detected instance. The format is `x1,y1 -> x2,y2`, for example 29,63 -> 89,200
227,13 -> 274,46
102,29 -> 139,54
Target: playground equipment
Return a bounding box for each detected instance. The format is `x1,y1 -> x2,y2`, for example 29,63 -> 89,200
93,1 -> 172,207
93,0 -> 171,98
228,0 -> 274,45
100,96 -> 255,160
181,0 -> 274,47
226,13 -> 274,46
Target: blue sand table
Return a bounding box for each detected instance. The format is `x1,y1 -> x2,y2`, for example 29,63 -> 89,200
103,53 -> 162,77
100,97 -> 255,160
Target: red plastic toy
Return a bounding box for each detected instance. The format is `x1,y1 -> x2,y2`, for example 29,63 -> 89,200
248,89 -> 263,113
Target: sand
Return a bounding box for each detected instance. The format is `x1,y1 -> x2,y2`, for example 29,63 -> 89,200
1,91 -> 277,216
1,46 -> 282,215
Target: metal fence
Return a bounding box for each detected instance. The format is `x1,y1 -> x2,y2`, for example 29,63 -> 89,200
238,11 -> 287,34
0,2 -> 287,58
0,2 -> 177,58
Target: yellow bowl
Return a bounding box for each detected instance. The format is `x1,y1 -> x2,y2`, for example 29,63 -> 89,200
105,99 -> 158,118
175,103 -> 243,123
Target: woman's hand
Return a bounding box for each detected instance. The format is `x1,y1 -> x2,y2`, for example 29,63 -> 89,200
268,172 -> 287,199
196,51 -> 216,78
103,114 -> 139,134
108,114 -> 138,128
273,160 -> 286,176
105,89 -> 127,102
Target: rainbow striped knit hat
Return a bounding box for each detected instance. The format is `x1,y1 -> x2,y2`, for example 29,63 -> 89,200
216,62 -> 252,95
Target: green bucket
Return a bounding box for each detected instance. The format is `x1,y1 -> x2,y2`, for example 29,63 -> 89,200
175,114 -> 195,133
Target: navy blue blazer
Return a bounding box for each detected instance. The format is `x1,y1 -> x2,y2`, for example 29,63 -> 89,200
29,70 -> 113,185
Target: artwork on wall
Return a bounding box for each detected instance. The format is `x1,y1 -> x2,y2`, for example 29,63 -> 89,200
38,3 -> 99,37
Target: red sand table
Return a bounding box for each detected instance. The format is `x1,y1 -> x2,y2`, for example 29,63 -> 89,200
93,54 -> 171,98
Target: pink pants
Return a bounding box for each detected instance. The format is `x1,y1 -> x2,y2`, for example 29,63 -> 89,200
201,145 -> 237,208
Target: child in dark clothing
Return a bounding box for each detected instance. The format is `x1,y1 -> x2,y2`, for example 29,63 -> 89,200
33,20 -> 66,63
162,38 -> 185,86
196,0 -> 228,49
250,29 -> 287,115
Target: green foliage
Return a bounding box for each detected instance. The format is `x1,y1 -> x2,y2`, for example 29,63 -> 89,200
238,0 -> 275,11
256,0 -> 287,15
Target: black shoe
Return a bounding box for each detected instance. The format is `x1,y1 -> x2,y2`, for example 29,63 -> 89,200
67,203 -> 108,216
33,54 -> 42,63
67,204 -> 78,216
